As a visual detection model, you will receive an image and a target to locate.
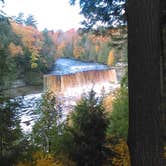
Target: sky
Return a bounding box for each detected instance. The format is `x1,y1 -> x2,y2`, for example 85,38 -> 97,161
2,0 -> 84,31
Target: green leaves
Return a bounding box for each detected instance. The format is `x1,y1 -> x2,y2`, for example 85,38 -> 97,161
107,86 -> 128,139
65,90 -> 109,166
0,94 -> 23,165
32,91 -> 62,154
70,0 -> 126,30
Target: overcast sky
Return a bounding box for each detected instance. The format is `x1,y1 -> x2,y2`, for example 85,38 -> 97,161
3,0 -> 83,31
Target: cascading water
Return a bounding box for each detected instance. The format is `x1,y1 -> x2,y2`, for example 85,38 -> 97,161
20,58 -> 119,132
44,58 -> 118,97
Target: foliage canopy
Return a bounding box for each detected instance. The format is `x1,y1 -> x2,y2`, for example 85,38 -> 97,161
70,0 -> 126,30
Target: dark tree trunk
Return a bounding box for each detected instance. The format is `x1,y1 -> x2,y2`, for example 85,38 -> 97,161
161,0 -> 166,163
127,0 -> 164,165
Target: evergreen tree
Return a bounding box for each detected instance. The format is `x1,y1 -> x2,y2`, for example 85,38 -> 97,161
0,48 -> 17,90
25,14 -> 37,28
32,91 -> 62,154
0,16 -> 21,90
107,84 -> 128,139
38,29 -> 55,73
67,90 -> 109,166
0,94 -> 23,165
13,12 -> 25,25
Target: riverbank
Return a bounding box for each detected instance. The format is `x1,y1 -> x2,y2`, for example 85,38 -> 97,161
3,85 -> 43,98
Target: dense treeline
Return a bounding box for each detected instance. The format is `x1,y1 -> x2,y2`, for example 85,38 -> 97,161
0,13 -> 127,89
0,84 -> 130,165
1,20 -> 55,87
50,27 -> 127,64
14,84 -> 129,166
0,2 -> 129,165
1,0 -> 165,165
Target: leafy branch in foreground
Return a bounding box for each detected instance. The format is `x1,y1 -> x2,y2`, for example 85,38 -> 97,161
70,0 -> 126,31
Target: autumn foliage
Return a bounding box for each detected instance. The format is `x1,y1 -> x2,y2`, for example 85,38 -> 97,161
104,137 -> 130,166
8,42 -> 23,57
107,49 -> 115,66
16,151 -> 64,166
1,16 -> 129,165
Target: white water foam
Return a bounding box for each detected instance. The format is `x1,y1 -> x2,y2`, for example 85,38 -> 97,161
19,82 -> 119,133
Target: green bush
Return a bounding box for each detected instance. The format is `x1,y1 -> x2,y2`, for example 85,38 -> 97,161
107,86 -> 128,139
64,90 -> 109,166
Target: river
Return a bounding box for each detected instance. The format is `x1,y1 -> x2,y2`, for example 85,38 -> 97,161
19,58 -> 119,132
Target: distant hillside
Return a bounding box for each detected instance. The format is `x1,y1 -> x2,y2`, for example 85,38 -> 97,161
0,16 -> 127,95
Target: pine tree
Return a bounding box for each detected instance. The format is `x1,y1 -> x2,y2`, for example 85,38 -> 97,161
67,90 -> 109,166
0,94 -> 23,165
25,14 -> 37,28
32,91 -> 62,154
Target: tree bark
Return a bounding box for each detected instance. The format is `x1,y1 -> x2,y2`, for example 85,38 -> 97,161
127,0 -> 164,165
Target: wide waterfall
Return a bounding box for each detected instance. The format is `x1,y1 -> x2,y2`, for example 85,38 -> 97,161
20,58 -> 119,132
44,58 -> 118,97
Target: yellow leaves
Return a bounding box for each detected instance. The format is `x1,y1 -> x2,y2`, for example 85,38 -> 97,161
8,42 -> 23,57
107,49 -> 115,66
30,52 -> 39,68
73,46 -> 84,58
31,62 -> 38,69
31,52 -> 39,61
164,146 -> 166,159
34,152 -> 63,166
35,156 -> 56,166
11,21 -> 43,54
112,139 -> 130,166
56,42 -> 66,57
17,151 -> 75,166
16,161 -> 31,166
95,45 -> 100,53
17,151 -> 63,166
103,94 -> 114,112
105,137 -> 131,166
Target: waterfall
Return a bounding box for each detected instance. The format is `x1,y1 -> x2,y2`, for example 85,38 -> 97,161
44,69 -> 117,97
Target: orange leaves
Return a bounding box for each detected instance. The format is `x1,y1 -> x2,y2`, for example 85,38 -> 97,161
33,152 -> 63,166
73,46 -> 84,58
16,161 -> 31,166
111,139 -> 130,166
95,45 -> 100,53
11,21 -> 43,68
56,41 -> 66,57
8,42 -> 23,56
105,137 -> 131,166
11,21 -> 43,53
16,151 -> 64,166
88,34 -> 110,44
103,94 -> 114,112
107,49 -> 115,66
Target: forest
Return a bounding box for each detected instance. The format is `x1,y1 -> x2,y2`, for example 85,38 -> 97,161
0,3 -> 129,166
0,12 -> 127,91
0,14 -> 129,166
0,0 -> 165,166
